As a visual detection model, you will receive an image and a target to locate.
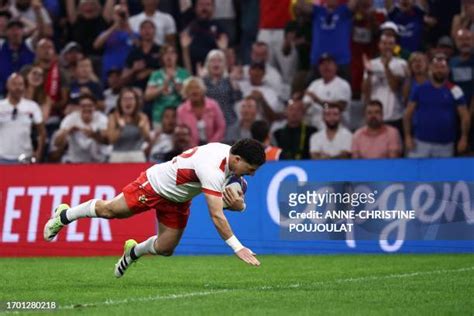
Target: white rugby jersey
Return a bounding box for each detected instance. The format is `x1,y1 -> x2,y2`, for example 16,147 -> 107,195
146,143 -> 232,202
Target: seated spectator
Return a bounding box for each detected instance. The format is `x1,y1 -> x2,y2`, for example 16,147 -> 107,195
404,54 -> 470,157
69,57 -> 105,111
107,88 -> 150,162
144,44 -> 189,127
0,19 -> 35,97
54,94 -> 109,163
176,77 -> 226,147
104,68 -> 122,114
435,36 -> 455,60
122,19 -> 161,92
163,124 -> 193,161
451,0 -> 474,39
387,0 -> 426,53
303,53 -> 352,130
66,0 -> 110,57
202,49 -> 241,141
238,61 -> 284,124
0,73 -> 45,163
273,98 -> 317,160
402,52 -> 429,103
296,0 -> 357,80
128,0 -> 176,46
9,0 -> 53,37
362,34 -> 407,136
180,0 -> 228,73
59,42 -> 84,84
22,65 -> 52,122
93,4 -> 137,82
149,106 -> 176,162
310,104 -> 352,159
226,96 -> 258,144
352,100 -> 401,159
250,120 -> 282,161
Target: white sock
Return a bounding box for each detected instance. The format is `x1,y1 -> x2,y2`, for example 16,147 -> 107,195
133,236 -> 157,258
65,199 -> 98,222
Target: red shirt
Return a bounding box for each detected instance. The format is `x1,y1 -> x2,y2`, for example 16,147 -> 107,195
259,0 -> 291,29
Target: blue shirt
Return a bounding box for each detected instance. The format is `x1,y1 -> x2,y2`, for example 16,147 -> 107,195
0,40 -> 35,97
101,31 -> 137,82
410,81 -> 466,143
449,55 -> 474,105
388,6 -> 425,53
310,4 -> 352,66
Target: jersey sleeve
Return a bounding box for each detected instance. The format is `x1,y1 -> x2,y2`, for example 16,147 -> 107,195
196,166 -> 225,197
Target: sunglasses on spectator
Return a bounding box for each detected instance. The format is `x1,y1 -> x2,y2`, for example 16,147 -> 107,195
11,108 -> 18,120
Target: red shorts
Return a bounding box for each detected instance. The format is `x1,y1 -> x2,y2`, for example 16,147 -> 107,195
122,172 -> 191,229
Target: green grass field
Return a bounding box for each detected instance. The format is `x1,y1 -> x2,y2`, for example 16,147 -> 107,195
1,254 -> 473,315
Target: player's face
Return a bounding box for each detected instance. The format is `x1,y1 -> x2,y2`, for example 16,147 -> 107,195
233,157 -> 259,177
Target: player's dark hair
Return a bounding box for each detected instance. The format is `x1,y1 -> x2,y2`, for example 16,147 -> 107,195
250,120 -> 269,143
231,138 -> 266,166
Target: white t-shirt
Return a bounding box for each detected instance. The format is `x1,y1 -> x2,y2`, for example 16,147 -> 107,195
303,76 -> 352,130
213,0 -> 236,19
149,132 -> 173,162
309,126 -> 352,157
59,111 -> 109,163
129,11 -> 177,45
364,57 -> 407,121
104,89 -> 119,114
238,81 -> 283,114
146,142 -> 232,203
10,3 -> 52,26
0,98 -> 42,160
242,64 -> 283,97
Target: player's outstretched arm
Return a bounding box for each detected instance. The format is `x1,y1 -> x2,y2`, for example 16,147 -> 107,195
204,193 -> 260,266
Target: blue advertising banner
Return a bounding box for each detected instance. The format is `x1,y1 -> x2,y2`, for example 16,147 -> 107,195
178,159 -> 474,254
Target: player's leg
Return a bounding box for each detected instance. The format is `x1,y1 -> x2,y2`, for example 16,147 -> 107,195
114,222 -> 184,278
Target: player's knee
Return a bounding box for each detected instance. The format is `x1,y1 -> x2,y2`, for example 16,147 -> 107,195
95,200 -> 116,219
158,248 -> 175,257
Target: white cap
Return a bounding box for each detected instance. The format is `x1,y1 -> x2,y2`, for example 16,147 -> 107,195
380,21 -> 399,35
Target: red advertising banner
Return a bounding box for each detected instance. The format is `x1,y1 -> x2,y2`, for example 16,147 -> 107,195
0,163 -> 157,257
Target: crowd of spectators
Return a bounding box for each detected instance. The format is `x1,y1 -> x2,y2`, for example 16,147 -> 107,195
0,0 -> 473,164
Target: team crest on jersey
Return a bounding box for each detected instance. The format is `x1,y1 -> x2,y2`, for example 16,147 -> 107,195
138,195 -> 147,203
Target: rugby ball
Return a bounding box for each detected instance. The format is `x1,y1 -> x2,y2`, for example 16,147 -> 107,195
223,175 -> 247,210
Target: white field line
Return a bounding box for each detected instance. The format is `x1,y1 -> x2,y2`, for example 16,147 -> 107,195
56,266 -> 474,310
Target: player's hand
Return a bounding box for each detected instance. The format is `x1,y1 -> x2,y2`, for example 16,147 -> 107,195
235,247 -> 260,266
223,187 -> 244,211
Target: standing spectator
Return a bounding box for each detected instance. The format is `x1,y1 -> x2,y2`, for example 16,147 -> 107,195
435,36 -> 456,60
350,0 -> 385,99
250,120 -> 282,161
451,0 -> 474,38
129,0 -> 176,46
238,0 -> 259,64
404,54 -> 470,157
104,68 -> 122,114
0,19 -> 35,97
162,124 -> 193,161
9,0 -> 53,37
144,44 -> 189,127
297,0 -> 357,79
402,52 -> 429,103
93,4 -> 137,82
59,42 -> 84,84
176,77 -> 226,147
66,0 -> 110,57
213,0 -> 237,46
149,106 -> 176,162
180,0 -> 228,73
310,104 -> 352,159
352,100 -> 401,159
303,54 -> 352,130
258,0 -> 292,64
0,73 -> 45,163
424,0 -> 461,46
69,57 -> 104,110
54,94 -> 109,163
387,0 -> 426,53
273,98 -> 317,160
362,34 -> 408,136
202,49 -> 241,142
449,29 -> 474,106
22,65 -> 52,122
226,96 -> 258,144
107,88 -> 150,162
122,19 -> 161,92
